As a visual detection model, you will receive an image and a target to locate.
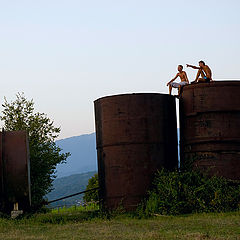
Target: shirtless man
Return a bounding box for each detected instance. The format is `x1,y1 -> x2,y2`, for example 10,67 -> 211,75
186,60 -> 212,83
167,65 -> 189,96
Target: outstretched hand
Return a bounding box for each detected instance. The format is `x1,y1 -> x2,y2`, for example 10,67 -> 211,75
186,64 -> 190,67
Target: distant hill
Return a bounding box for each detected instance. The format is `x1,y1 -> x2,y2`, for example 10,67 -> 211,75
55,133 -> 97,178
46,171 -> 97,207
55,129 -> 179,178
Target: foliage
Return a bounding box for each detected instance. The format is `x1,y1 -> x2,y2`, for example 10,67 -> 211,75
0,93 -> 70,208
50,202 -> 99,214
137,169 -> 240,216
47,171 -> 96,208
83,173 -> 99,203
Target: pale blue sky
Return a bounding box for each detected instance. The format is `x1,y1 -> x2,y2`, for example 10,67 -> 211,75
0,0 -> 240,139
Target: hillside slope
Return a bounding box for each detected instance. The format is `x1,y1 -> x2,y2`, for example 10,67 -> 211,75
55,133 -> 97,178
46,171 -> 97,207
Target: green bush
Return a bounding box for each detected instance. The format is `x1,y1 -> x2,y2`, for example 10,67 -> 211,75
137,169 -> 240,216
83,173 -> 99,203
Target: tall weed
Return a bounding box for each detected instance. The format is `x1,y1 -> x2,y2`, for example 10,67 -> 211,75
137,169 -> 240,216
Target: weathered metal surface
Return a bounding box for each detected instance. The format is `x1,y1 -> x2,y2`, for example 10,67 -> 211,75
180,81 -> 240,180
94,93 -> 178,210
0,131 -> 31,212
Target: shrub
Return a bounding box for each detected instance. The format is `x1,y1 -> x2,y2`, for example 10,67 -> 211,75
83,173 -> 99,203
137,169 -> 240,216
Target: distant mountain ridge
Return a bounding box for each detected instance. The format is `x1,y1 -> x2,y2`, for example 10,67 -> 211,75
55,133 -> 97,178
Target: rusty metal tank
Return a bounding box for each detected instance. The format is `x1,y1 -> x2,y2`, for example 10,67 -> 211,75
180,81 -> 240,180
0,130 -> 31,213
94,93 -> 178,210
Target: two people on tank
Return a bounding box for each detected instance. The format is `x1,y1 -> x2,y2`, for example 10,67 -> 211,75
167,60 -> 212,97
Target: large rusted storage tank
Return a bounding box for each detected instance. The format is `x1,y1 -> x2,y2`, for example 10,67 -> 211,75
0,131 -> 31,212
180,81 -> 240,180
94,93 -> 178,210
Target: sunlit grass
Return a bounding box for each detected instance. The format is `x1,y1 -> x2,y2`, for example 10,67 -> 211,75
50,201 -> 99,214
0,210 -> 239,239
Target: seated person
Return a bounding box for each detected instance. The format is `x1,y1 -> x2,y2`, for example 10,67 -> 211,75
167,65 -> 189,96
187,60 -> 212,83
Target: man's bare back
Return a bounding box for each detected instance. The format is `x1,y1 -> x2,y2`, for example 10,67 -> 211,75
201,65 -> 212,79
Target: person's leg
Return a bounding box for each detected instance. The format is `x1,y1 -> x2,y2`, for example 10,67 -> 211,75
197,70 -> 207,82
192,69 -> 203,83
196,69 -> 202,81
178,86 -> 181,96
198,77 -> 211,83
200,70 -> 205,78
178,84 -> 185,97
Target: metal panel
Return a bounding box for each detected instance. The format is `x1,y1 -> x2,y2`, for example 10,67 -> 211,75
180,81 -> 240,180
95,93 -> 178,210
0,130 -> 31,212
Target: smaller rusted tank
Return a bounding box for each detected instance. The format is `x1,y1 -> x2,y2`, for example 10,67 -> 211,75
94,93 -> 178,210
0,130 -> 31,212
180,81 -> 240,180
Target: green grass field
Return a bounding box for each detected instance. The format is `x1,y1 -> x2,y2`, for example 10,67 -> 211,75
0,210 -> 240,240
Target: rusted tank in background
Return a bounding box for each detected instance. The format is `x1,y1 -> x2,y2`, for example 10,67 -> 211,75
0,130 -> 31,213
94,93 -> 178,210
180,81 -> 240,180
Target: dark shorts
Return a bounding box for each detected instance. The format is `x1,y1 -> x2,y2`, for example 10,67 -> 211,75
203,76 -> 211,83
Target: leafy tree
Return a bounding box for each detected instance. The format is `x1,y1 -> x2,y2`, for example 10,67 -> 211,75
83,173 -> 99,202
0,93 -> 70,208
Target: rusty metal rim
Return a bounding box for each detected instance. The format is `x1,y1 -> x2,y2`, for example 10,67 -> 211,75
102,116 -> 174,121
97,141 -> 171,149
183,110 -> 240,117
94,93 -> 175,102
182,80 -> 240,90
184,151 -> 240,154
183,139 -> 240,144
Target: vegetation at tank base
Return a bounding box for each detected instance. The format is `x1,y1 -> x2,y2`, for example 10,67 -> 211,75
83,173 -> 99,203
0,169 -> 240,239
50,202 -> 99,214
136,169 -> 240,217
81,169 -> 240,218
0,93 -> 70,209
